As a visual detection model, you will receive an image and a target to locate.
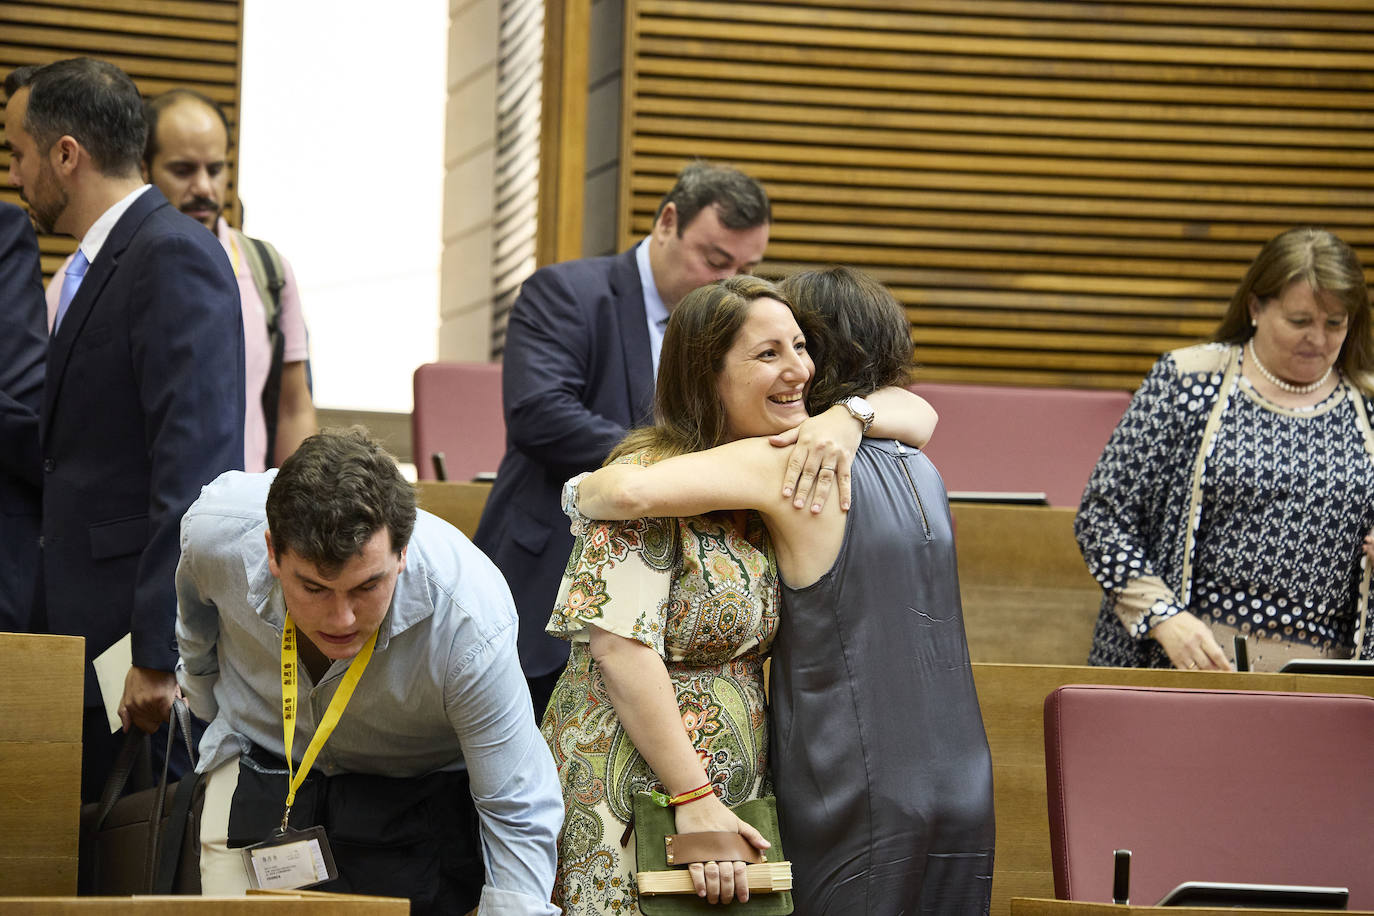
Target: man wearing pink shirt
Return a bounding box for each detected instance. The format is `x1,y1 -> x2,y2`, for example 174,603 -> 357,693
46,88 -> 316,471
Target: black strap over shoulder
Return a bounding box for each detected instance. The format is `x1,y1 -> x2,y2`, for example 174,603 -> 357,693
234,230 -> 288,467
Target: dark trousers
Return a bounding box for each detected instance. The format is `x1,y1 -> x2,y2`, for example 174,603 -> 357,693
227,746 -> 484,916
527,668 -> 560,724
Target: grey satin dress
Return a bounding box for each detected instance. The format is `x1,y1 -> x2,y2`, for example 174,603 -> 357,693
771,438 -> 995,914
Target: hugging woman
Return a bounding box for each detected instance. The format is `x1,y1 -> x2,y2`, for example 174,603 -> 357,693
551,270 -> 994,915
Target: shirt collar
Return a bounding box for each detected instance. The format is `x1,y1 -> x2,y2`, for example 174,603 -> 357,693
636,238 -> 670,378
636,237 -> 669,330
78,184 -> 152,264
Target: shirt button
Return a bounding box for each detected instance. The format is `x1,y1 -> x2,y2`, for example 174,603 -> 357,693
43,458 -> 55,473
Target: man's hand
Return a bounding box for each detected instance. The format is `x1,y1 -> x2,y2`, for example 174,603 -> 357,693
769,405 -> 862,513
118,665 -> 179,733
1151,612 -> 1231,671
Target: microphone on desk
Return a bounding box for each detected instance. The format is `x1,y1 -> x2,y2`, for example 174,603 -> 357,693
1233,634 -> 1250,672
1113,849 -> 1131,905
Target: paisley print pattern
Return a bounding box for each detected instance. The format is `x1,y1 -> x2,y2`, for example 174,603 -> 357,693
542,452 -> 778,914
1078,344 -> 1374,667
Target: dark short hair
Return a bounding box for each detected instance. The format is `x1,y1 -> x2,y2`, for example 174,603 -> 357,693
782,266 -> 915,414
4,65 -> 38,99
1212,227 -> 1373,386
611,275 -> 797,462
266,428 -> 416,576
7,58 -> 146,178
653,160 -> 771,234
143,88 -> 231,167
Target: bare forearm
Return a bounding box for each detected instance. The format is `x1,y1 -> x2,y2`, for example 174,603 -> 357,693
865,386 -> 937,447
272,361 -> 317,465
590,628 -> 709,795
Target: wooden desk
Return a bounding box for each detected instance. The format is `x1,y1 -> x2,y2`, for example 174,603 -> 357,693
414,480 -> 491,539
977,664 -> 1374,916
413,486 -> 1106,669
953,504 -> 1100,665
1012,898 -> 1374,916
0,893 -> 408,914
0,632 -> 85,896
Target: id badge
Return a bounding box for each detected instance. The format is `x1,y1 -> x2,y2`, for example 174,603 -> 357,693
241,825 -> 338,890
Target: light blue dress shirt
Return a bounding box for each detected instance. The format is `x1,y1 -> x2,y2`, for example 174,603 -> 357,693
176,470 -> 562,915
635,237 -> 670,379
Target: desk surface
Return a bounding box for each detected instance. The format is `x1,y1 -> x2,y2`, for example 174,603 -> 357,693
1012,897 -> 1374,916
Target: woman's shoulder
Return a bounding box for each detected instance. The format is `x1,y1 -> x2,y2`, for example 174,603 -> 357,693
1162,342 -> 1235,379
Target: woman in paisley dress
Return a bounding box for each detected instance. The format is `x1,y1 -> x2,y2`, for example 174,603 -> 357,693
540,276 -> 935,914
572,267 -> 995,915
1078,227 -> 1374,671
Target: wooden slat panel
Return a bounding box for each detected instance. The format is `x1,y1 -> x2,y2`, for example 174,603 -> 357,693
1,0 -> 245,280
621,0 -> 1373,388
0,633 -> 85,896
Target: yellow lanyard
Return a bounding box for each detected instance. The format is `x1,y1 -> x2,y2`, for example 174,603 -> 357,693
226,228 -> 244,277
279,614 -> 377,831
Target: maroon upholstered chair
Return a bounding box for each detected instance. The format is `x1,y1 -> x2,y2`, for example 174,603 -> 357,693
1044,684 -> 1374,908
411,362 -> 505,482
910,382 -> 1130,507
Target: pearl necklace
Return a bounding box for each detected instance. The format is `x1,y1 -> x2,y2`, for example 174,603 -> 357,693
1247,341 -> 1333,395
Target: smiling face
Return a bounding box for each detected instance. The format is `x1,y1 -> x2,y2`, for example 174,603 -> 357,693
650,202 -> 770,310
266,528 -> 406,661
1249,279 -> 1349,386
715,296 -> 813,441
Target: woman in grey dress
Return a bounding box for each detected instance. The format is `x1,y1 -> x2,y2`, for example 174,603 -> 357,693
572,267 -> 995,914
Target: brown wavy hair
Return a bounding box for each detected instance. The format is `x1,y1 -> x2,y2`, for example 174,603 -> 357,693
609,276 -> 800,463
1212,227 -> 1373,393
781,266 -> 915,414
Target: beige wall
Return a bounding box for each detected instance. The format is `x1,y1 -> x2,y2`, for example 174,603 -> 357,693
441,0 -> 500,361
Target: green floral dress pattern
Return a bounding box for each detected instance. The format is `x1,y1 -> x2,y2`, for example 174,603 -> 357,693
541,454 -> 779,915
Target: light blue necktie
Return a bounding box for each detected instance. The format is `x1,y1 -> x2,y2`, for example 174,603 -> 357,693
54,249 -> 90,335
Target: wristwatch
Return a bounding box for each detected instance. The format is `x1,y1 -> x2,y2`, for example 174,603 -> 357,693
838,395 -> 875,434
561,472 -> 593,534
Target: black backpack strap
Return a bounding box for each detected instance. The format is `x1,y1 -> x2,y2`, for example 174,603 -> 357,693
151,698 -> 200,893
234,230 -> 289,466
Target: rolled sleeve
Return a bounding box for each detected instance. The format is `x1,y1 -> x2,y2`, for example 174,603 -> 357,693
174,512 -> 222,720
445,613 -> 561,915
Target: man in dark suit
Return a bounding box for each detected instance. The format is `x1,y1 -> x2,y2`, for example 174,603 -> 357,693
0,202 -> 46,634
474,161 -> 770,715
6,58 -> 244,801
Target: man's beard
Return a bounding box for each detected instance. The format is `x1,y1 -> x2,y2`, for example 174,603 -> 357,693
20,177 -> 66,235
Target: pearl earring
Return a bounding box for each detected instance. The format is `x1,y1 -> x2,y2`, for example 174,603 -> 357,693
1251,319 -> 1258,327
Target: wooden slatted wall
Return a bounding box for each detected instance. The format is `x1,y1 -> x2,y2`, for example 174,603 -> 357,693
619,0 -> 1374,389
0,0 -> 244,280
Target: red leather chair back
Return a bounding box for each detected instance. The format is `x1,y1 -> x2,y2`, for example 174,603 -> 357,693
1044,684 -> 1374,908
412,362 -> 505,482
911,383 -> 1130,507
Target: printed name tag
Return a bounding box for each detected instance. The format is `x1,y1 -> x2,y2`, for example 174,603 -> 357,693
241,825 -> 338,890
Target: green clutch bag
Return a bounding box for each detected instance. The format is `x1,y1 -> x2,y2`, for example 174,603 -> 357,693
632,792 -> 794,915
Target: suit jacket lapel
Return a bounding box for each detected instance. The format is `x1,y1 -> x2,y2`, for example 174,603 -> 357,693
43,188 -> 166,441
610,245 -> 655,426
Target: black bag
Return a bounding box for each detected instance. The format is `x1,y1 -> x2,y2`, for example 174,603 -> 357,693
78,698 -> 204,894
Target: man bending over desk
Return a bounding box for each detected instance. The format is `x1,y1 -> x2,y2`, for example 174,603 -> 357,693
176,428 -> 560,914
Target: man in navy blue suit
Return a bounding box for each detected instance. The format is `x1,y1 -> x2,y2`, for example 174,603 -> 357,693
0,201 -> 46,635
474,161 -> 770,716
6,58 -> 244,801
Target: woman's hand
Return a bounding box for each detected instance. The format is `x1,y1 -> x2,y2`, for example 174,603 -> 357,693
672,793 -> 771,904
1363,530 -> 1374,565
1151,612 -> 1232,671
769,405 -> 862,513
